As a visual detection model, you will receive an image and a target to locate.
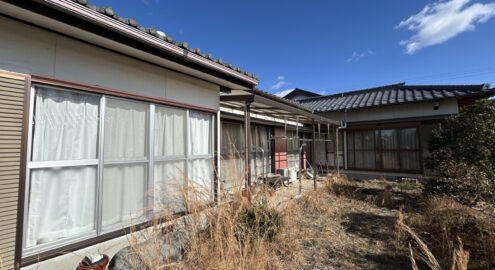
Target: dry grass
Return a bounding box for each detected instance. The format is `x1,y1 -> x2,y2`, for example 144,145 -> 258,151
116,169 -> 495,270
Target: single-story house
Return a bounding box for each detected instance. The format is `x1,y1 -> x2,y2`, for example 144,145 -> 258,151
282,83 -> 495,179
0,1 -> 336,269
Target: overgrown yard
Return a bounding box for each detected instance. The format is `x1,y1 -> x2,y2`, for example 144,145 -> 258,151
120,177 -> 495,270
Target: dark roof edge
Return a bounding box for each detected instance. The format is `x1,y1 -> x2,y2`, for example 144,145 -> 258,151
316,88 -> 495,112
299,82 -> 406,102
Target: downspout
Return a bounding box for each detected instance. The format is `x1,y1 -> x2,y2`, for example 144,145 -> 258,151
335,109 -> 348,177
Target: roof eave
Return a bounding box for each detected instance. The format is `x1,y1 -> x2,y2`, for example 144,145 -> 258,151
34,0 -> 259,86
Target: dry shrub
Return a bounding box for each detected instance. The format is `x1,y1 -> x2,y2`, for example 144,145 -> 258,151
119,156 -> 306,270
398,196 -> 495,269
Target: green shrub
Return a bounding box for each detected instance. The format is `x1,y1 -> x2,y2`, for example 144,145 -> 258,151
426,99 -> 495,179
238,204 -> 282,242
424,177 -> 495,206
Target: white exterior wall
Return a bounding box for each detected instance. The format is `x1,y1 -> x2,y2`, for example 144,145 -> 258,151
0,16 -> 220,269
0,16 -> 220,110
320,99 -> 459,122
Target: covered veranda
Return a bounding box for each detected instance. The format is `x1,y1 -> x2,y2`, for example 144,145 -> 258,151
219,88 -> 341,190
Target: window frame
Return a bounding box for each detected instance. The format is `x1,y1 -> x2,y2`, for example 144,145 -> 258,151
22,84 -> 215,257
346,126 -> 422,173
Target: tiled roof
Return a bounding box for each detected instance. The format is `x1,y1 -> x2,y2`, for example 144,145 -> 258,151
291,83 -> 495,112
68,0 -> 258,81
283,88 -> 322,101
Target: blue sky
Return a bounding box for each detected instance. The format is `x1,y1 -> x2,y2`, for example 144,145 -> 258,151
90,0 -> 495,96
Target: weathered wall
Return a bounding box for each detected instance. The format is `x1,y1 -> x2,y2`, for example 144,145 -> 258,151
0,16 -> 219,110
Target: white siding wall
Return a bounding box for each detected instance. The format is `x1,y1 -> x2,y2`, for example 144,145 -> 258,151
0,16 -> 220,110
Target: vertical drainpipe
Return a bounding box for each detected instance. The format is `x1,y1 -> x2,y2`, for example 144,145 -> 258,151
244,101 -> 252,188
311,120 -> 317,190
216,110 -> 221,205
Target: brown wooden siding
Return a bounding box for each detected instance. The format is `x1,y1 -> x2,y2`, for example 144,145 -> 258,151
0,71 -> 28,270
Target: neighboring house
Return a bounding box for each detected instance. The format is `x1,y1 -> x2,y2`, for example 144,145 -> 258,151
0,1 -> 335,269
280,88 -> 321,102
283,82 -> 495,179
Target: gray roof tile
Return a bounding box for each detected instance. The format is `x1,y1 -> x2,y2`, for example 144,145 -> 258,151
289,83 -> 494,112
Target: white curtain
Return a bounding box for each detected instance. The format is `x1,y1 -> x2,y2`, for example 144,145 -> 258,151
188,112 -> 213,199
153,106 -> 187,212
154,106 -> 186,157
27,88 -> 99,248
102,164 -> 146,227
189,112 -> 211,155
102,98 -> 148,228
32,88 -> 99,161
104,99 -> 148,161
188,159 -> 213,201
154,161 -> 185,211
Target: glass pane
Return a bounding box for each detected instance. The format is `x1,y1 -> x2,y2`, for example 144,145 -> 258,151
354,132 -> 362,150
400,151 -> 420,171
26,166 -> 96,248
102,163 -> 147,228
221,156 -> 244,191
154,160 -> 185,211
382,151 -> 400,170
189,111 -> 212,155
355,150 -> 364,168
188,158 -> 213,198
381,129 -> 398,150
400,128 -> 418,150
104,98 -> 148,161
222,122 -> 242,155
362,131 -> 375,150
363,150 -> 376,169
347,132 -> 354,150
32,87 -> 99,161
154,106 -> 186,157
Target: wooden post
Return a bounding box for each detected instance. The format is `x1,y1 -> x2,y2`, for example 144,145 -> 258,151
312,120 -> 317,190
244,101 -> 251,188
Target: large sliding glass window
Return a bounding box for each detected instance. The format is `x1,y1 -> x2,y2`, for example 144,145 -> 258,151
24,85 -> 215,255
102,98 -> 149,230
346,127 -> 421,172
26,87 -> 99,250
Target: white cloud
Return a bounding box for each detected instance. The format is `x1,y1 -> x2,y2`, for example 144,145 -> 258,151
346,49 -> 376,63
274,88 -> 295,97
396,0 -> 495,54
271,76 -> 291,90
318,90 -> 327,95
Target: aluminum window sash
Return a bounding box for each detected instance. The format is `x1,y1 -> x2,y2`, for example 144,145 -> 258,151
22,229 -> 97,258
103,159 -> 149,165
22,86 -> 36,251
96,95 -> 106,236
32,83 -> 102,98
27,159 -> 99,169
147,103 -> 155,219
154,156 -> 187,162
187,155 -> 213,160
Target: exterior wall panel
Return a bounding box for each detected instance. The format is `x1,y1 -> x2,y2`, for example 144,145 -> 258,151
0,71 -> 28,270
0,16 -> 219,111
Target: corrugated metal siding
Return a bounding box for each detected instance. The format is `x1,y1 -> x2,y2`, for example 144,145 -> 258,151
0,71 -> 27,270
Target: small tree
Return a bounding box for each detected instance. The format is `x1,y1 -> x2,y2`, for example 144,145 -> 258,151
425,99 -> 495,205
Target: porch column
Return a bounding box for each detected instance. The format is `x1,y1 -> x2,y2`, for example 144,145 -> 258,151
334,125 -> 338,175
244,101 -> 251,188
312,120 -> 317,190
